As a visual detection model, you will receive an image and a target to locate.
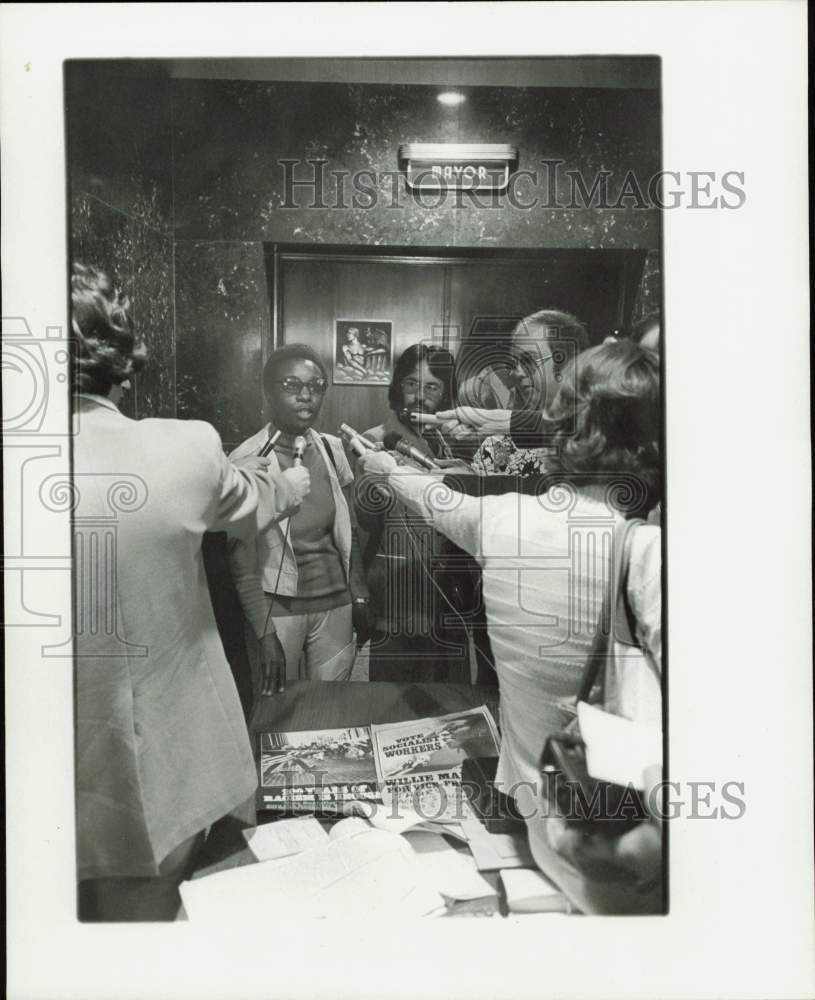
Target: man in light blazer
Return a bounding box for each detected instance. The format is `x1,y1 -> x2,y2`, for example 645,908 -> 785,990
71,263 -> 278,921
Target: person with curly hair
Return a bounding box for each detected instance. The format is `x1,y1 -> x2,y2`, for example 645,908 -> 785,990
71,263 -> 274,921
358,341 -> 662,913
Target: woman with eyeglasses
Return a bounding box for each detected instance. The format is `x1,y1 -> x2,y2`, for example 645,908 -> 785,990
355,343 -> 470,682
229,344 -> 371,700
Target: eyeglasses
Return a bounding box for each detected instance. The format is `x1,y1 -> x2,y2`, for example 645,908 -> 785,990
512,350 -> 553,371
272,377 -> 328,396
401,378 -> 444,398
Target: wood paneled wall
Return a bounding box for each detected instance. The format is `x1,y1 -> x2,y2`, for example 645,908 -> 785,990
274,248 -> 644,437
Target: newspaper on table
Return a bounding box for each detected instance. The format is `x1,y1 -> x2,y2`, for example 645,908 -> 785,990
257,725 -> 381,814
370,706 -> 501,823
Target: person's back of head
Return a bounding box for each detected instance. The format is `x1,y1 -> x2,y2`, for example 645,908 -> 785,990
71,262 -> 146,396
545,339 -> 660,512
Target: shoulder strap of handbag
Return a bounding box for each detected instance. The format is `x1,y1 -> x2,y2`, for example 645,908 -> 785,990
576,516 -> 646,705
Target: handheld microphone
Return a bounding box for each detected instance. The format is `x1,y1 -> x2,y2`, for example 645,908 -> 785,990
258,428 -> 282,457
292,436 -> 307,466
405,411 -> 442,428
339,423 -> 375,456
383,431 -> 440,471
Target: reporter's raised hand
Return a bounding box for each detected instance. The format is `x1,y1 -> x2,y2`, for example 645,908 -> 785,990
281,464 -> 311,505
357,449 -> 398,477
434,406 -> 513,440
259,631 -> 286,696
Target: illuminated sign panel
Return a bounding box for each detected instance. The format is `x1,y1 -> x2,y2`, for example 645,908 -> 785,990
399,143 -> 517,192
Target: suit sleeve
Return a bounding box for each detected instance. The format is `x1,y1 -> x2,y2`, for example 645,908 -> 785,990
196,423 -> 270,637
197,423 -> 259,539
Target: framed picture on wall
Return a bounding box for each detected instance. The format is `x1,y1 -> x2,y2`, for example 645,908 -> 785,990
333,319 -> 393,385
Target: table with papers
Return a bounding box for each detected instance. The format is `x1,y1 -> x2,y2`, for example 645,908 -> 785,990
182,682 -> 567,920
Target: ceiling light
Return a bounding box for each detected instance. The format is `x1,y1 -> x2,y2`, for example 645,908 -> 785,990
437,91 -> 466,107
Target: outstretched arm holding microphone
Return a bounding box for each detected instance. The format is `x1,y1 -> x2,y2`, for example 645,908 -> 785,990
230,428 -> 311,520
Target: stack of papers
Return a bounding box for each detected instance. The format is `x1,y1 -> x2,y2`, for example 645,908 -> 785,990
341,798 -> 469,841
181,827 -> 445,922
243,816 -> 328,861
500,869 -> 570,914
402,831 -> 496,901
183,809 -> 501,922
460,817 -> 535,871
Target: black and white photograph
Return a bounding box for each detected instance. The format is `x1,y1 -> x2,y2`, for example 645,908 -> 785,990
60,48 -> 670,922
2,4 -> 811,1000
334,319 -> 393,384
260,726 -> 377,788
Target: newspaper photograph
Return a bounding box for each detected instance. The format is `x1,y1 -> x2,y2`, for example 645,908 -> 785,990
258,726 -> 381,813
371,707 -> 501,822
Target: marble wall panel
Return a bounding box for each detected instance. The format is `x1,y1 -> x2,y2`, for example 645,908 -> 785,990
174,241 -> 268,448
131,224 -> 175,418
632,249 -> 662,324
171,79 -> 661,249
65,64 -> 174,233
67,64 -> 176,419
69,193 -> 175,419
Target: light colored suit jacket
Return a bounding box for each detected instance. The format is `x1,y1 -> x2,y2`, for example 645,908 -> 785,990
73,394 -> 259,880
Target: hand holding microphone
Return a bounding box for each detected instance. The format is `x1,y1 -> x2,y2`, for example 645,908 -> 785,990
281,435 -> 310,509
292,435 -> 307,465
339,423 -> 375,457
382,431 -> 440,471
434,406 -> 513,440
357,449 -> 398,477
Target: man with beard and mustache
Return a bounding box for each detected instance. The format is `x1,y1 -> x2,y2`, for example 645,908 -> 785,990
356,343 -> 470,682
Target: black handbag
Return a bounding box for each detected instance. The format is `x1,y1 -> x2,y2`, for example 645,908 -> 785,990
540,517 -> 652,834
